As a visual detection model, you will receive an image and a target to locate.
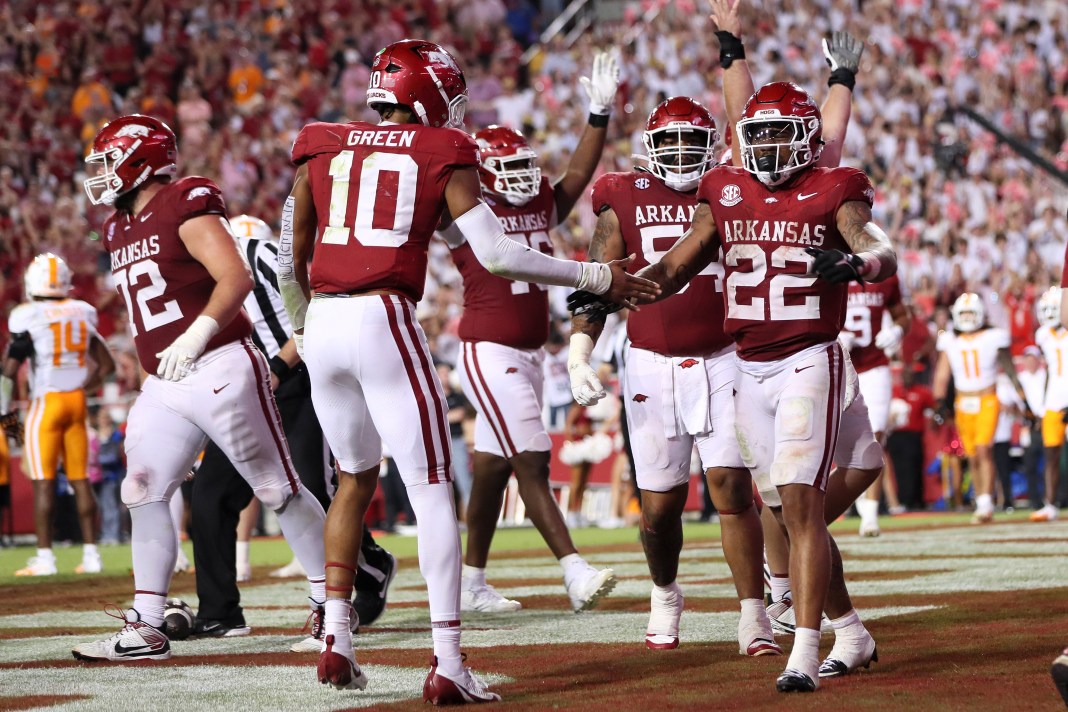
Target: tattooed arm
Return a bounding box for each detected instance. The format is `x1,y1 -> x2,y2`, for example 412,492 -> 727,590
633,202 -> 721,299
834,200 -> 897,283
570,208 -> 627,342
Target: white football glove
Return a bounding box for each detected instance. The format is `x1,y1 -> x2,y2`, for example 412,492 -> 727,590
155,315 -> 219,381
874,323 -> 904,352
580,49 -> 621,116
568,334 -> 606,406
294,332 -> 304,359
837,330 -> 856,353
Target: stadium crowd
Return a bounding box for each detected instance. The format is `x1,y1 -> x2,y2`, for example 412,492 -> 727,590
1,0 -> 1068,541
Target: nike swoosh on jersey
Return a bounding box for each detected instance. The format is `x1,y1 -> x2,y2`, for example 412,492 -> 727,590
797,193 -> 818,201
795,365 -> 815,373
213,383 -> 230,394
140,212 -> 154,222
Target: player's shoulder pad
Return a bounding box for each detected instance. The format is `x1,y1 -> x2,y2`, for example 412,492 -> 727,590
171,176 -> 227,223
590,172 -> 632,216
824,166 -> 875,207
292,122 -> 346,165
695,163 -> 739,203
433,127 -> 480,167
935,329 -> 952,351
7,302 -> 34,333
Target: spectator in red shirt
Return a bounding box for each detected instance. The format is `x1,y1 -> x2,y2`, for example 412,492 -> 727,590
888,366 -> 935,510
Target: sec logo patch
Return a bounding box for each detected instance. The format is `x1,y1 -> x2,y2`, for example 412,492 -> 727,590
635,177 -> 650,190
720,184 -> 742,207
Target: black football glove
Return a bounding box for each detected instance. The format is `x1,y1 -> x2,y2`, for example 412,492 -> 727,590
1061,407 -> 1068,425
1,411 -> 23,446
567,289 -> 623,324
806,247 -> 865,283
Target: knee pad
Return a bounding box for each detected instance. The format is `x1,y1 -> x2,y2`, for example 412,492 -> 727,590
256,481 -> 298,512
120,468 -> 152,507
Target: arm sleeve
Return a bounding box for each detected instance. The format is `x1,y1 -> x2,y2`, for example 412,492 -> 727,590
276,195 -> 308,332
452,202 -> 584,288
6,332 -> 34,362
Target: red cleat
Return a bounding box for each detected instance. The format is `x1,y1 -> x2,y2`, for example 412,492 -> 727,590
317,634 -> 367,691
423,656 -> 501,705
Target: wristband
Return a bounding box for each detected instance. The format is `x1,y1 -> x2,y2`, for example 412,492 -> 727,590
716,31 -> 745,69
269,355 -> 292,382
588,112 -> 610,128
828,67 -> 856,91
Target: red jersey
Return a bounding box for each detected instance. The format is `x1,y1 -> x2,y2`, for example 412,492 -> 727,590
592,171 -> 728,357
102,177 -> 252,374
697,165 -> 875,362
452,177 -> 557,350
845,275 -> 903,373
293,121 -> 479,303
893,382 -> 934,433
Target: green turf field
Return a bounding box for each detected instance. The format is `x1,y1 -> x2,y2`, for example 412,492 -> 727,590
1,512 -> 1065,710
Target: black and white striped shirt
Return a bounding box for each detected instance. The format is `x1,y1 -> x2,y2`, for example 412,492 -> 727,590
240,236 -> 291,359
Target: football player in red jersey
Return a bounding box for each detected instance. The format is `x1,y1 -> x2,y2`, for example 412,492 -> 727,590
570,95 -> 779,658
71,115 -> 328,663
614,82 -> 895,692
278,40 -> 657,703
841,276 -> 910,536
447,51 -> 621,616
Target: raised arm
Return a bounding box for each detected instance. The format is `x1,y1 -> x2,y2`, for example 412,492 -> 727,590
554,50 -> 620,219
634,202 -> 722,299
277,163 -> 317,354
809,200 -> 896,284
710,0 -> 753,168
818,31 -> 865,167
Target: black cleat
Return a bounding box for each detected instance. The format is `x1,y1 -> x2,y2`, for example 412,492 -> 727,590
776,669 -> 817,693
819,644 -> 878,678
191,618 -> 251,638
353,551 -> 397,629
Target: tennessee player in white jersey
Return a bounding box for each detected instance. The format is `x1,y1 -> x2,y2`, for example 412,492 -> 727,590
280,40 -> 656,703
448,50 -> 620,617
933,293 -> 1032,523
1032,287 -> 1067,522
1,253 -> 114,577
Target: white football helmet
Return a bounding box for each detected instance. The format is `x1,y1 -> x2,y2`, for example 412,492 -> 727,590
1037,287 -> 1062,328
229,214 -> 274,241
24,253 -> 72,299
950,293 -> 985,333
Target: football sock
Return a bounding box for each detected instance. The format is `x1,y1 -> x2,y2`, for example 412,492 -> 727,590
653,581 -> 681,599
976,493 -> 994,514
770,573 -> 791,602
740,597 -> 767,620
787,627 -> 821,683
856,497 -> 879,523
130,500 -> 176,628
829,608 -> 866,640
559,553 -> 588,583
274,487 -> 327,585
36,547 -> 55,560
82,543 -> 98,557
461,564 -> 486,589
324,598 -> 353,649
236,541 -> 250,568
407,481 -> 464,678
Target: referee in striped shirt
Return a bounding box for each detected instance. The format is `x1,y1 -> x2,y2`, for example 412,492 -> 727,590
189,215 -> 396,641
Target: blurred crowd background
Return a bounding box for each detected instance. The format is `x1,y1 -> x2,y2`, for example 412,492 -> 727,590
2,0 -> 1067,539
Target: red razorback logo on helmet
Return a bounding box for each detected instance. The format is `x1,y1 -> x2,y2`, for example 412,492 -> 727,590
678,359 -> 699,369
633,394 -> 649,402
505,367 -> 518,374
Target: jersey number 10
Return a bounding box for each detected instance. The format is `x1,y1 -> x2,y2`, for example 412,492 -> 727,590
321,150 -> 418,248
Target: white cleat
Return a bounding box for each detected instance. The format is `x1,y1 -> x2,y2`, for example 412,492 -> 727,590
566,566 -> 617,613
859,520 -> 881,537
766,594 -> 796,635
76,550 -> 103,574
236,561 -> 251,582
645,582 -> 683,650
819,629 -> 878,678
461,584 -> 522,613
174,549 -> 192,574
72,609 -> 171,662
15,555 -> 57,577
1030,504 -> 1059,522
423,656 -> 501,704
291,602 -> 326,653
